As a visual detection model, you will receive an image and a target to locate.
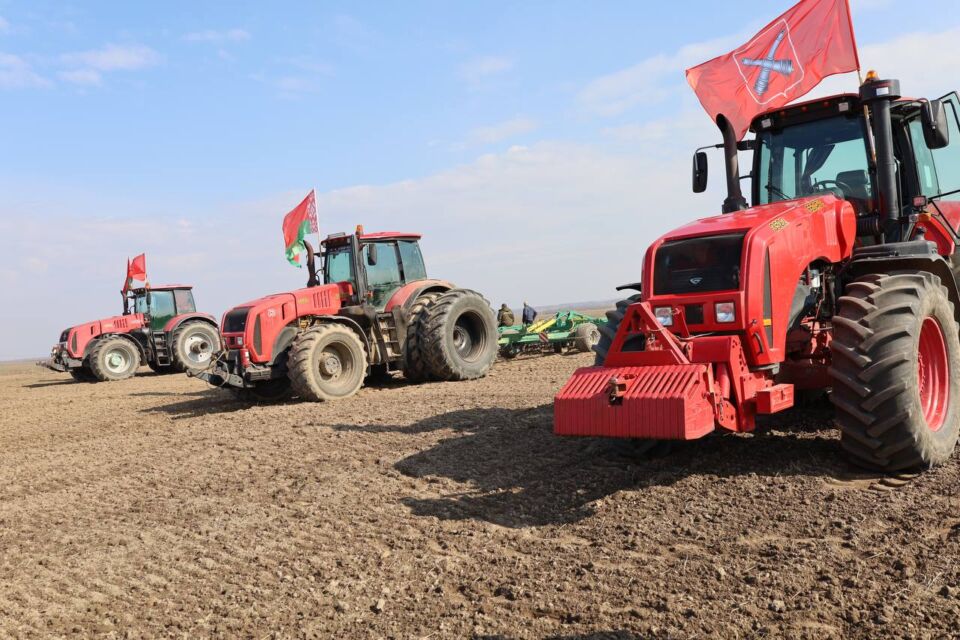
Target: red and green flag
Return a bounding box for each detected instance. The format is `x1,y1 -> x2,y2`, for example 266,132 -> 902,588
282,190 -> 319,267
122,253 -> 147,293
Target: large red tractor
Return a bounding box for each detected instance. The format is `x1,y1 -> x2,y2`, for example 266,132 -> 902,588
40,285 -> 221,382
193,228 -> 498,401
555,74 -> 960,472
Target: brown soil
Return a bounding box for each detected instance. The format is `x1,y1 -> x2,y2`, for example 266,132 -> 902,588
2,353 -> 959,639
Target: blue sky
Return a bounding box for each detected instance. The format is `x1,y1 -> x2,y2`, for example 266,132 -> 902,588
1,0 -> 958,359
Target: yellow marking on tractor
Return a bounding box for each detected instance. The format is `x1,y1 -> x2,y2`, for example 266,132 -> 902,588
803,199 -> 825,213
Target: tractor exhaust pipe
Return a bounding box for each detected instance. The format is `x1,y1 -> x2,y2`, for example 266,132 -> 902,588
717,114 -> 748,213
860,75 -> 902,242
304,240 -> 320,287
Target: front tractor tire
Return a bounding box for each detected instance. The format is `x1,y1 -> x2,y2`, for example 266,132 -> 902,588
594,294 -> 642,365
170,321 -> 221,373
87,336 -> 140,382
289,324 -> 367,402
419,289 -> 498,381
830,272 -> 960,471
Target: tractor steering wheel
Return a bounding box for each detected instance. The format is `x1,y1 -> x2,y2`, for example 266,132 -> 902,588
811,179 -> 854,199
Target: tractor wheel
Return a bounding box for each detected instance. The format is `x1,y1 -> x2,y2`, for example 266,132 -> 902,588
289,324 -> 367,401
229,378 -> 292,403
830,272 -> 960,471
594,295 -> 643,365
403,291 -> 443,382
170,321 -> 221,373
420,289 -> 498,381
69,366 -> 97,382
88,336 -> 140,381
573,322 -> 601,353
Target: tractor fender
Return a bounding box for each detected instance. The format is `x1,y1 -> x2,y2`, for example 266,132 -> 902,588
162,312 -> 218,334
384,280 -> 454,313
268,315 -> 372,366
846,253 -> 960,325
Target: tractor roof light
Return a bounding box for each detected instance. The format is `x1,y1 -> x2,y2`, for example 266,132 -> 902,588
715,302 -> 736,323
654,306 -> 674,327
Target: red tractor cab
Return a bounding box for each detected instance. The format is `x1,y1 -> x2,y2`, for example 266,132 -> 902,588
194,228 -> 497,402
40,285 -> 221,382
556,75 -> 960,472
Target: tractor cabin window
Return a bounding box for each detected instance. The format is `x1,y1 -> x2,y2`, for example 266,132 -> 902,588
362,242 -> 403,308
398,240 -> 427,281
912,93 -> 960,202
757,115 -> 872,212
174,289 -> 196,314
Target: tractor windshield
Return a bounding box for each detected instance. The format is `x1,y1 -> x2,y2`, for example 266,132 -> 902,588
756,114 -> 872,211
324,246 -> 355,285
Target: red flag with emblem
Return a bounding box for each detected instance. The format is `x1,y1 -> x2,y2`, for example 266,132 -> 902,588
686,0 -> 860,140
122,253 -> 147,293
282,190 -> 319,267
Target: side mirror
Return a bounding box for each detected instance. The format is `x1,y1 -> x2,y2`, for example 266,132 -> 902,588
145,290 -> 152,308
922,99 -> 950,150
692,151 -> 708,193
366,243 -> 378,266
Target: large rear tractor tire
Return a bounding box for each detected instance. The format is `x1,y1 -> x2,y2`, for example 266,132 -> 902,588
403,291 -> 443,383
289,324 -> 367,401
69,366 -> 97,382
830,272 -> 960,471
88,336 -> 140,381
170,321 -> 221,373
419,289 -> 498,381
594,295 -> 642,365
573,322 -> 601,353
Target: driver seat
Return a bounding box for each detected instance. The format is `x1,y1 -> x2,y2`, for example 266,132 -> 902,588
836,170 -> 871,201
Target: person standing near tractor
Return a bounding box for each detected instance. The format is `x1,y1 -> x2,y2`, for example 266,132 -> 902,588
522,302 -> 537,326
497,304 -> 515,327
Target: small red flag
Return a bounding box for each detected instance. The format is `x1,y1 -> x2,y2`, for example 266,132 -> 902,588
122,253 -> 147,293
686,0 -> 860,140
282,190 -> 319,266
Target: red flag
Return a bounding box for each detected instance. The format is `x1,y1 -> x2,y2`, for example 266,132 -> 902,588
282,190 -> 319,266
122,253 -> 147,293
686,0 -> 860,139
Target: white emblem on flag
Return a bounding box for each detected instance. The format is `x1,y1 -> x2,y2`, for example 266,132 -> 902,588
733,19 -> 806,105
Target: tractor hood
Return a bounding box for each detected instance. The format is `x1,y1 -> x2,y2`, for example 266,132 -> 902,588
640,194 -> 858,365
220,284 -> 345,362
60,313 -> 146,358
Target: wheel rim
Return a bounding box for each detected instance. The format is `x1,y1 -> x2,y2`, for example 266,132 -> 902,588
183,332 -> 214,366
316,340 -> 357,395
452,311 -> 486,362
918,317 -> 949,432
105,348 -> 130,374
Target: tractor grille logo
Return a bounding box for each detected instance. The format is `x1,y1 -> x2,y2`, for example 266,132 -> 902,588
734,19 -> 805,105
689,276 -> 704,286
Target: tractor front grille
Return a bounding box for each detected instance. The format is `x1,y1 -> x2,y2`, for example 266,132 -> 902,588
653,233 -> 745,295
223,307 -> 251,334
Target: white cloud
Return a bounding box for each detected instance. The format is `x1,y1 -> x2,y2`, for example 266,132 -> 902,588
61,43 -> 161,71
459,55 -> 513,83
467,117 -> 539,145
183,28 -> 250,43
0,52 -> 50,89
58,68 -> 102,86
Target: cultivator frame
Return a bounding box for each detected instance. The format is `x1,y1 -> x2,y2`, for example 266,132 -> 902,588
498,310 -> 604,358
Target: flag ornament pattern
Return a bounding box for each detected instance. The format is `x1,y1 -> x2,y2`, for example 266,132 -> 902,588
686,0 -> 860,140
122,253 -> 147,293
282,190 -> 319,267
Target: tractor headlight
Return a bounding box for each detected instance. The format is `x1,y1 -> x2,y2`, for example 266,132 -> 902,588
654,306 -> 674,327
715,302 -> 736,323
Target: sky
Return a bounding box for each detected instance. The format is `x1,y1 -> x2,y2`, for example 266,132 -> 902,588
1,0 -> 959,359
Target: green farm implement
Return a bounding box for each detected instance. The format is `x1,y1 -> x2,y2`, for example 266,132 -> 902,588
498,310 -> 604,359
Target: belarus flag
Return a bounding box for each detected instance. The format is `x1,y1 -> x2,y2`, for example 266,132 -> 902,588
686,0 -> 860,140
282,190 -> 319,267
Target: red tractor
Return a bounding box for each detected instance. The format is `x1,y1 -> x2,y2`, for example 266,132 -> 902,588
40,285 -> 221,382
555,73 -> 960,472
194,228 -> 498,401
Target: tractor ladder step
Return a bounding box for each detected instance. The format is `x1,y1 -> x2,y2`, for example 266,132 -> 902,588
375,313 -> 403,360
152,332 -> 172,366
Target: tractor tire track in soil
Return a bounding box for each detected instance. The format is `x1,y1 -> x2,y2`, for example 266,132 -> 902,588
1,349 -> 960,638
